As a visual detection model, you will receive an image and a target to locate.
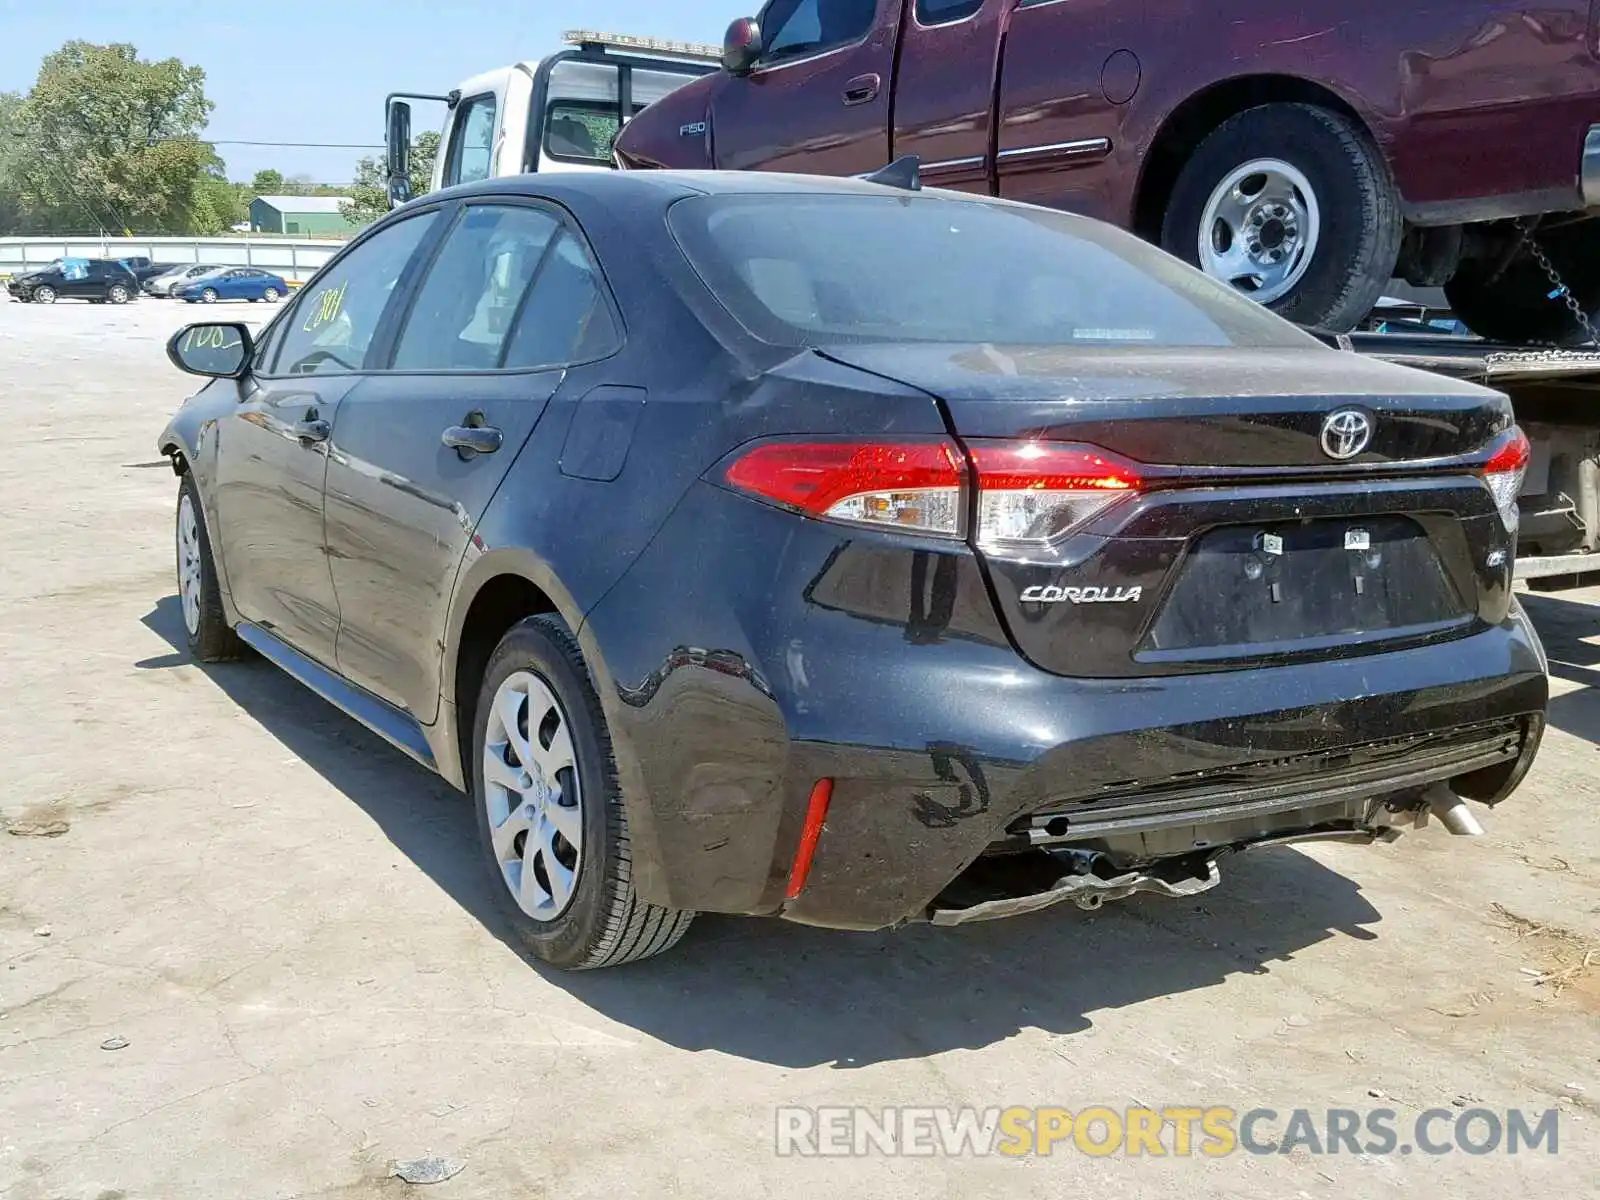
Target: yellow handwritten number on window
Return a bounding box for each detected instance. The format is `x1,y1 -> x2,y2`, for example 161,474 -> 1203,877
301,280 -> 349,333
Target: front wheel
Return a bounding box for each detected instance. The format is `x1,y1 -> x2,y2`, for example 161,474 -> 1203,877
200,288 -> 218,304
1444,220 -> 1600,346
1162,103 -> 1401,332
33,286 -> 57,304
176,474 -> 246,662
472,615 -> 695,970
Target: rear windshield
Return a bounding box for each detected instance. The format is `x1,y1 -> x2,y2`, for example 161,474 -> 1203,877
666,192 -> 1318,349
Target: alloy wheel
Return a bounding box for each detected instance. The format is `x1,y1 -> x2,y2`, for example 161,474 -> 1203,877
201,289 -> 218,304
481,670 -> 584,921
177,492 -> 203,637
1198,158 -> 1321,304
108,285 -> 129,304
263,288 -> 280,303
34,286 -> 56,304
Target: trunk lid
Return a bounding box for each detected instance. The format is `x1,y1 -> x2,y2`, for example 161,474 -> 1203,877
819,344 -> 1509,465
819,344 -> 1517,678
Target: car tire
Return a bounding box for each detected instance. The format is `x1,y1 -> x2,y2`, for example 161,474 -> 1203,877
472,615 -> 695,970
176,474 -> 246,663
262,288 -> 281,303
33,286 -> 56,304
106,284 -> 130,304
1162,103 -> 1401,332
1444,220 -> 1600,346
200,288 -> 218,304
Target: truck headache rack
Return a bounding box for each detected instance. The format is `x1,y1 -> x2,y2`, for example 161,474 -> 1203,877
561,30 -> 723,62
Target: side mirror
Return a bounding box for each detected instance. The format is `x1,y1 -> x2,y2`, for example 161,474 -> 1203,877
386,100 -> 413,209
722,17 -> 762,75
167,323 -> 254,380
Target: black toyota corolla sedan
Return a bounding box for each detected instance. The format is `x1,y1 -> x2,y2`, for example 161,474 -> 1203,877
157,169 -> 1547,970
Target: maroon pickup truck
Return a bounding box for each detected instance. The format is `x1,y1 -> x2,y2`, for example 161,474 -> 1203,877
614,0 -> 1600,344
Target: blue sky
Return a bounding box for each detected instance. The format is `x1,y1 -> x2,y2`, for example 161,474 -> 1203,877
0,0 -> 724,185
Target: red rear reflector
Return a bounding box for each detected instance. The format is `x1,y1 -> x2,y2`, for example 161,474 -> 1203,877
785,778 -> 834,900
725,440 -> 965,536
967,441 -> 1143,544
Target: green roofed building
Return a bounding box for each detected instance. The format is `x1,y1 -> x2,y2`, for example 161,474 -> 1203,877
249,195 -> 357,237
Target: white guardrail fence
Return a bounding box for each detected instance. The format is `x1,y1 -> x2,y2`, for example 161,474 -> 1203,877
0,235 -> 350,286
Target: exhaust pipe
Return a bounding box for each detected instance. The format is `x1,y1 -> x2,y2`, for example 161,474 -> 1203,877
1425,784 -> 1485,837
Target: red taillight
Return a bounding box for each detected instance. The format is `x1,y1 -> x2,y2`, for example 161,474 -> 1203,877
724,440 -> 966,536
1481,427 -> 1530,533
723,438 -> 1143,543
1483,427 -> 1530,475
968,441 -> 1142,545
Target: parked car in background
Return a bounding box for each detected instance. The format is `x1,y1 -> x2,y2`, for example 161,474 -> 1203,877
145,265 -> 226,297
111,256 -> 183,285
614,0 -> 1600,345
7,258 -> 139,304
4,257 -> 86,300
173,268 -> 289,304
158,170 -> 1545,971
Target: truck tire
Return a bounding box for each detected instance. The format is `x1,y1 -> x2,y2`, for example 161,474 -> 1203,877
1444,220 -> 1600,346
1162,103 -> 1400,332
472,615 -> 695,970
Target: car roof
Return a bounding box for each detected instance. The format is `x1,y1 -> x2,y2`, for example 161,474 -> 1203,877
422,168 -> 990,210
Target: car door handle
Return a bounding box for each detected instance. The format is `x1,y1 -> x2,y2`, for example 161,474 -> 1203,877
843,74 -> 880,106
293,417 -> 330,444
442,424 -> 503,458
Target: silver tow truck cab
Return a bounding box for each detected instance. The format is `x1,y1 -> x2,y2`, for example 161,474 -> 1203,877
385,31 -> 719,208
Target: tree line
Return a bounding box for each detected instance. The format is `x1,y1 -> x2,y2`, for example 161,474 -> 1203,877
0,40 -> 435,235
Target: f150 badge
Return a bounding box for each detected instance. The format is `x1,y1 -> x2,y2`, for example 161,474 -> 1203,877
1020,584 -> 1143,604
680,121 -> 708,137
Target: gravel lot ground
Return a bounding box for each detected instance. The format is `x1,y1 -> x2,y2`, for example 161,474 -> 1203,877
2,297 -> 1598,1199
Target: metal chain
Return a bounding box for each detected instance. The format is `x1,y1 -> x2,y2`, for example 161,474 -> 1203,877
1525,230 -> 1600,347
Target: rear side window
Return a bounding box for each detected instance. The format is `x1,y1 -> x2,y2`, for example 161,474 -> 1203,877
391,204 -> 561,371
444,94 -> 498,186
502,229 -> 620,369
916,0 -> 982,23
667,193 -> 1318,349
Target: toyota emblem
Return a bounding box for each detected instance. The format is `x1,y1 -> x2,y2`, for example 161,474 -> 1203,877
1320,409 -> 1373,460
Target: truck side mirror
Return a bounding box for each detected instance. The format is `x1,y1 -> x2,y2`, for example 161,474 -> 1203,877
386,100 -> 413,209
722,17 -> 763,75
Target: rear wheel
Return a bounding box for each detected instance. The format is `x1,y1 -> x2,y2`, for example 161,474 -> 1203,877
1444,220 -> 1600,346
1162,103 -> 1401,332
176,474 -> 246,662
262,287 -> 281,303
33,285 -> 56,304
472,615 -> 694,970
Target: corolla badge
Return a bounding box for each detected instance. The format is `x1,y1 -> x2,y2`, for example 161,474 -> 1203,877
1021,584 -> 1143,604
1320,408 -> 1373,460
